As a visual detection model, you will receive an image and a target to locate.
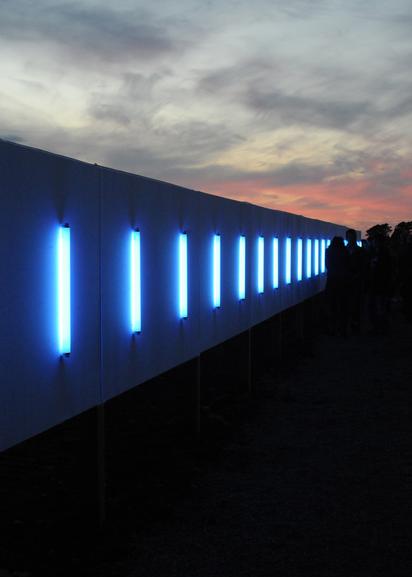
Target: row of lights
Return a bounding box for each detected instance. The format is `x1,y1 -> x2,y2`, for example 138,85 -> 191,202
173,234 -> 329,329
58,227 -> 359,356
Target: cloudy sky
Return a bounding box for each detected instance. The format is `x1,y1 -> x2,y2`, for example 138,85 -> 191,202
1,0 -> 411,232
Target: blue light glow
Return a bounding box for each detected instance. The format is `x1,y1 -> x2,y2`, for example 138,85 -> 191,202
213,234 -> 221,308
320,239 -> 326,274
314,239 -> 319,275
344,239 -> 348,246
58,225 -> 71,355
179,233 -> 188,319
306,239 -> 312,278
238,235 -> 246,300
296,238 -> 303,281
272,237 -> 279,289
357,240 -> 362,247
131,230 -> 141,333
285,237 -> 292,284
327,239 -> 331,248
258,236 -> 264,293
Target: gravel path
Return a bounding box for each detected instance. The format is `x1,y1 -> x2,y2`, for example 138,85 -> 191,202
103,308 -> 412,577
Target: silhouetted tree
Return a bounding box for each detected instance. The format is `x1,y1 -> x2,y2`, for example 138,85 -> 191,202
391,221 -> 412,242
366,223 -> 392,240
390,221 -> 412,307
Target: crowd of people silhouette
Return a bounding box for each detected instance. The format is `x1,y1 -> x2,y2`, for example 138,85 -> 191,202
325,221 -> 412,336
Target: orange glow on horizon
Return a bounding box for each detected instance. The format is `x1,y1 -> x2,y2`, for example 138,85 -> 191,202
198,177 -> 412,235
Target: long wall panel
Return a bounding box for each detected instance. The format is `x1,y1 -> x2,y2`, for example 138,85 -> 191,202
0,141 -> 101,451
0,140 -> 350,450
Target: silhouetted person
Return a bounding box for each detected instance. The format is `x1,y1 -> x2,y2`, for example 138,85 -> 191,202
326,236 -> 349,335
399,237 -> 412,322
367,235 -> 393,334
345,229 -> 366,334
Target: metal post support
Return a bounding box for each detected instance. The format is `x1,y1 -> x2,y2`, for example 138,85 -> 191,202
296,302 -> 304,342
195,355 -> 201,435
247,327 -> 253,394
97,403 -> 106,527
275,312 -> 282,362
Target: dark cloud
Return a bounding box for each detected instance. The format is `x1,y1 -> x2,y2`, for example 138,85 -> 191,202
297,198 -> 333,211
245,88 -> 371,130
196,49 -> 412,140
64,118 -> 244,181
89,104 -> 131,127
150,161 -> 333,190
154,120 -> 245,159
99,145 -> 170,179
197,59 -> 276,95
196,58 -> 378,132
0,1 -> 182,65
261,163 -> 332,186
87,71 -> 169,127
386,94 -> 412,120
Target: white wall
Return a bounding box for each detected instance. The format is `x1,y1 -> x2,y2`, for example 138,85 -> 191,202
0,140 -> 350,451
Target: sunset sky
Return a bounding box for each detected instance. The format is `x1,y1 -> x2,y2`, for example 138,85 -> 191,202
1,0 -> 411,233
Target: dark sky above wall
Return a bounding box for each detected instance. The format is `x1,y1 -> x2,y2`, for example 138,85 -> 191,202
1,0 -> 411,232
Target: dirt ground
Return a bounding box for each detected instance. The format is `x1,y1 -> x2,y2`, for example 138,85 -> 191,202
91,304 -> 412,577
1,301 -> 412,577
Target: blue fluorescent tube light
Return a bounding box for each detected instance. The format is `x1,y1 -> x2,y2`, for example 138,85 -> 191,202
272,237 -> 279,289
258,236 -> 264,293
213,234 -> 221,308
321,239 -> 326,274
357,240 -> 362,247
297,238 -> 303,282
327,239 -> 331,248
58,225 -> 71,355
306,238 -> 312,278
131,230 -> 141,333
314,239 -> 319,275
238,235 -> 246,300
285,237 -> 292,285
179,232 -> 188,319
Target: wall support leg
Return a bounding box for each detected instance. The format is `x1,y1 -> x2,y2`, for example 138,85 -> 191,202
248,327 -> 253,394
195,355 -> 201,435
97,403 -> 106,527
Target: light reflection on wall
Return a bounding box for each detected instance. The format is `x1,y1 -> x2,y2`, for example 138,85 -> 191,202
306,238 -> 312,279
272,237 -> 279,289
314,239 -> 319,276
296,238 -> 303,282
285,237 -> 292,285
131,229 -> 142,333
320,239 -> 326,274
258,236 -> 264,293
213,234 -> 221,308
238,235 -> 246,300
58,225 -> 71,356
179,232 -> 188,319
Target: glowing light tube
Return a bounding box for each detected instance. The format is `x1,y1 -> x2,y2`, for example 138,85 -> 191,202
327,239 -> 331,248
306,239 -> 312,279
238,235 -> 246,300
285,237 -> 292,285
58,225 -> 71,355
272,237 -> 279,289
297,238 -> 303,282
314,239 -> 319,275
131,230 -> 141,333
258,236 -> 264,293
321,239 -> 326,274
357,240 -> 362,247
213,234 -> 221,308
179,232 -> 188,319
